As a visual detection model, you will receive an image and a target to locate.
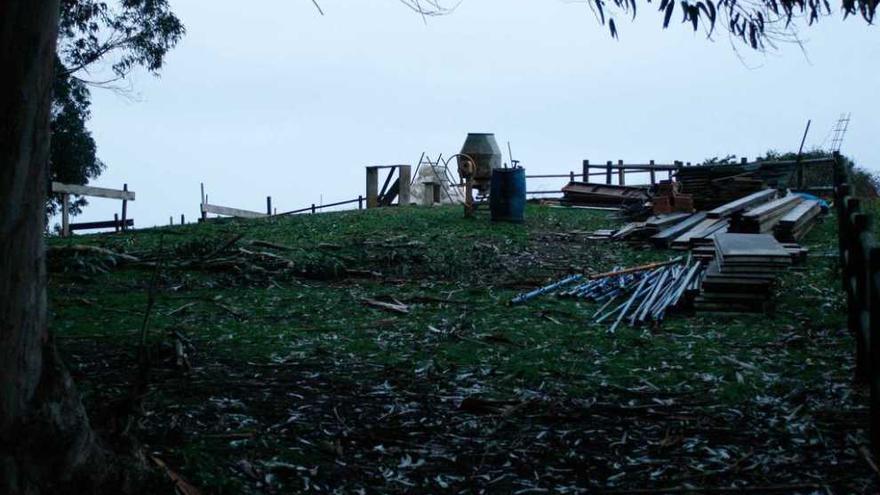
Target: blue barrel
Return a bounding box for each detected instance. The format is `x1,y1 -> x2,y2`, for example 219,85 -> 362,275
490,167 -> 526,223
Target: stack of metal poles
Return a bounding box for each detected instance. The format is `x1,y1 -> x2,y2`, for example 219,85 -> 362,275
509,257 -> 705,331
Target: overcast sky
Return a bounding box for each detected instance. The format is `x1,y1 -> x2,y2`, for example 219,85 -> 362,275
71,0 -> 878,229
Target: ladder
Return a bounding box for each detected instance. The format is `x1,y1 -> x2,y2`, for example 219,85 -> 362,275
830,113 -> 851,153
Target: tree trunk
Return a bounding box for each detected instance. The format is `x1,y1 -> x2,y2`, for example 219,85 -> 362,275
0,2 -> 116,493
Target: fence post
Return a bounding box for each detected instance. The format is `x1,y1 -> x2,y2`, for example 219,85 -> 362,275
605,161 -> 612,185
569,171 -> 575,183
121,183 -> 128,232
61,193 -> 70,237
267,196 -> 272,216
311,203 -> 316,214
582,160 -> 589,182
850,211 -> 870,382
114,213 -> 120,232
649,160 -> 656,185
868,245 -> 880,451
618,160 -> 625,186
181,214 -> 185,225
358,195 -> 363,210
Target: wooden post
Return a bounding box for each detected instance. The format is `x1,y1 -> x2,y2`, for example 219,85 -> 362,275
114,213 -> 119,232
868,245 -> 880,450
121,183 -> 128,232
850,211 -> 869,382
366,167 -> 379,209
649,160 -> 656,185
311,203 -> 316,214
358,195 -> 363,210
605,161 -> 612,185
61,193 -> 70,237
398,165 -> 412,205
582,160 -> 589,182
200,183 -> 207,221
618,160 -> 625,186
169,216 -> 173,226
569,171 -> 575,183
266,196 -> 272,216
181,214 -> 185,225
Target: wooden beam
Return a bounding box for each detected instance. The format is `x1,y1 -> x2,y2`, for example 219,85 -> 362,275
70,219 -> 134,231
51,181 -> 135,201
121,183 -> 128,231
398,165 -> 411,205
366,167 -> 379,209
61,193 -> 70,237
201,203 -> 267,219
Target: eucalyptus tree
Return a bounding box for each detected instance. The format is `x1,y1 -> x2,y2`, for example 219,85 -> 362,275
0,0 -> 875,493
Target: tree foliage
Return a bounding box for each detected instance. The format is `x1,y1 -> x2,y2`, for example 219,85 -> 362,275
48,0 -> 184,218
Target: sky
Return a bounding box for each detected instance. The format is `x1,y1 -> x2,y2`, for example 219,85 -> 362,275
71,0 -> 878,229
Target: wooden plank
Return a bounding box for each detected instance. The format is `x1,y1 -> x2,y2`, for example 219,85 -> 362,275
70,219 -> 134,231
650,213 -> 707,248
742,194 -> 802,219
707,189 -> 777,219
201,203 -> 267,219
61,193 -> 70,237
51,181 -> 135,201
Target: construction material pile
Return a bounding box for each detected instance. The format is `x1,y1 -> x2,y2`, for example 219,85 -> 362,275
510,258 -> 705,332
729,194 -> 803,234
694,233 -> 791,313
773,199 -> 823,242
651,180 -> 694,214
676,161 -> 797,210
560,182 -> 650,208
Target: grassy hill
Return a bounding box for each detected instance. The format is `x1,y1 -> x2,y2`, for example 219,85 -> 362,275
48,204 -> 874,493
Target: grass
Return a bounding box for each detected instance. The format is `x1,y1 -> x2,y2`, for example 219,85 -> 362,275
48,203 -> 873,493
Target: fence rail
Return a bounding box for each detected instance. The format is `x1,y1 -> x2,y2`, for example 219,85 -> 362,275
277,196 -> 364,216
832,151 -> 879,451
52,181 -> 134,237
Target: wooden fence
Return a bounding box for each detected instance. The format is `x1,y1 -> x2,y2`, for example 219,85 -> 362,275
832,151 -> 879,450
52,182 -> 135,237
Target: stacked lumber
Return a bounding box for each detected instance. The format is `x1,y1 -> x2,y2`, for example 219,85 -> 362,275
774,200 -> 822,242
676,163 -> 767,210
610,213 -> 691,241
649,213 -> 707,248
692,240 -> 808,265
670,218 -> 729,250
676,161 -> 798,210
561,182 -> 650,207
706,189 -> 777,219
694,233 -> 791,313
729,194 -> 802,234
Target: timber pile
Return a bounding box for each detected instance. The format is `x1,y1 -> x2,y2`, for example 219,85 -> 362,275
561,182 -> 651,208
706,189 -> 777,219
650,213 -> 708,248
694,233 -> 791,313
669,218 -> 729,250
729,195 -> 803,234
676,164 -> 768,210
676,161 -> 798,210
774,200 -> 822,242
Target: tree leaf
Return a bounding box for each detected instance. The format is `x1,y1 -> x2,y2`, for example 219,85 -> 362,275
664,0 -> 675,27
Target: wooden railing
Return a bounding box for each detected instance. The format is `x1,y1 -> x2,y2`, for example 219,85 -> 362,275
52,182 -> 135,237
832,151 -> 879,450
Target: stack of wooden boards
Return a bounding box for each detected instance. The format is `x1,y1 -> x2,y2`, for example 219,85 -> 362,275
676,161 -> 798,210
729,194 -> 803,234
598,187 -> 823,252
694,233 -> 792,313
773,199 -> 823,242
561,182 -> 650,208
